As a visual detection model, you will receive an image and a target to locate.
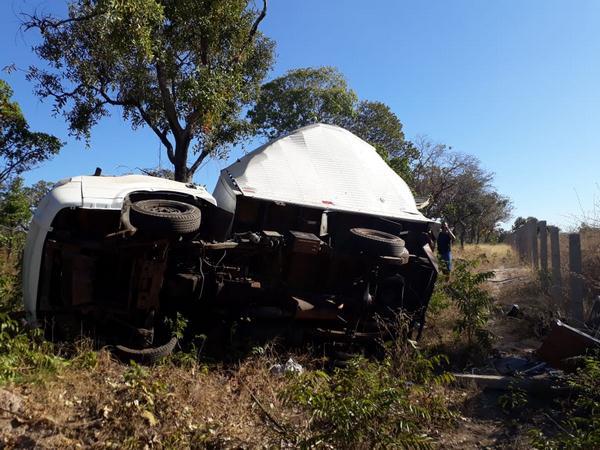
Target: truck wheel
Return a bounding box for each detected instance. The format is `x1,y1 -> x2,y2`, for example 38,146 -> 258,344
130,199 -> 201,235
349,228 -> 406,257
114,336 -> 178,364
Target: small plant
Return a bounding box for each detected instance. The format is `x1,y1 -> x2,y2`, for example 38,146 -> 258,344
281,342 -> 454,448
445,259 -> 494,348
163,311 -> 189,339
115,362 -> 169,430
0,313 -> 66,383
498,383 -> 528,415
427,276 -> 452,315
530,354 -> 600,449
171,334 -> 208,368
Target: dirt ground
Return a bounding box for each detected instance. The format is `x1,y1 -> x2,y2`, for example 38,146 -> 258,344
436,244 -> 558,449
0,244 -> 559,449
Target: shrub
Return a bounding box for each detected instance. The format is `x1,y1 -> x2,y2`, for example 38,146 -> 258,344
0,230 -> 25,314
445,259 -> 494,348
281,345 -> 454,448
530,355 -> 600,449
0,313 -> 66,383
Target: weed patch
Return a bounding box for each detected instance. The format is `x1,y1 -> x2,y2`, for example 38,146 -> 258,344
0,313 -> 66,384
281,344 -> 455,448
530,354 -> 600,449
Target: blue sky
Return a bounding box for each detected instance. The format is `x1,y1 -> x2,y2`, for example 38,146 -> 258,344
1,0 -> 600,228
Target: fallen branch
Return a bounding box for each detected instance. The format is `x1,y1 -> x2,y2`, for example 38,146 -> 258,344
247,388 -> 287,435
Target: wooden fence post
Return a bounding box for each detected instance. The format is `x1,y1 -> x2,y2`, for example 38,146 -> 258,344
568,233 -> 584,323
549,226 -> 562,306
538,221 -> 548,287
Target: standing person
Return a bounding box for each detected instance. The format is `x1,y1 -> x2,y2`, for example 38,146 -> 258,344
437,222 -> 456,273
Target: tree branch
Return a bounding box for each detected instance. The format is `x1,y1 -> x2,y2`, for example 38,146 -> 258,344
233,0 -> 267,63
184,110 -> 202,137
155,61 -> 183,136
22,10 -> 104,33
188,149 -> 210,175
95,86 -> 176,164
136,106 -> 175,164
248,0 -> 267,43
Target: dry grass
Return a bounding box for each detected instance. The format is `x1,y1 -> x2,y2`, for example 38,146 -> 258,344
0,340 -> 458,448
555,227 -> 600,317
454,243 -> 519,271
580,227 -> 600,295
0,349 -> 305,448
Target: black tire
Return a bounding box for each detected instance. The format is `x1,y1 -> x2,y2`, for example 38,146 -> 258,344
130,199 -> 201,235
114,336 -> 178,364
349,227 -> 406,257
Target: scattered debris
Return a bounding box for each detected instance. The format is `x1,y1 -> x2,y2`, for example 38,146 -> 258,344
452,373 -> 567,395
270,358 -> 304,376
537,319 -> 600,369
492,356 -> 545,376
506,304 -> 521,317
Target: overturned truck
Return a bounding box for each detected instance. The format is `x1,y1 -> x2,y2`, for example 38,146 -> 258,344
23,124 -> 439,359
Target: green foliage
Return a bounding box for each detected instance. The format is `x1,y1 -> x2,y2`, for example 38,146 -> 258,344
498,383 -> 528,415
511,216 -> 538,232
281,347 -> 454,448
0,313 -> 66,383
444,259 -> 494,348
0,80 -> 61,185
249,67 -> 420,182
412,138 -> 512,244
427,274 -> 452,316
139,167 -> 174,180
249,66 -> 358,139
0,229 -> 26,313
0,177 -> 32,228
346,100 -> 420,182
530,355 -> 600,449
163,311 -> 188,340
0,265 -> 23,314
120,362 -> 168,428
23,180 -> 54,210
25,0 -> 274,181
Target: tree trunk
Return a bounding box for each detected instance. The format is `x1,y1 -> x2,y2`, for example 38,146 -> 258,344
173,141 -> 191,182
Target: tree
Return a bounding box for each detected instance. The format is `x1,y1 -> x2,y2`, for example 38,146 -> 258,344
24,0 -> 274,182
249,67 -> 419,180
23,180 -> 54,209
0,80 -> 62,185
511,216 -> 537,231
411,136 -> 512,246
249,67 -> 357,139
345,101 -> 419,182
139,167 -> 175,180
0,177 -> 32,228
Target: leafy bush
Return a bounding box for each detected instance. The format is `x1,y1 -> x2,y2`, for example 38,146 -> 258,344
445,259 -> 494,348
281,345 -> 454,448
0,230 -> 25,314
0,313 -> 66,383
530,355 -> 600,449
498,383 -> 528,415
427,274 -> 452,316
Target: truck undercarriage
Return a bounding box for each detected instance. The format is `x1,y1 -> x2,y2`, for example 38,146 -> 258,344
35,191 -> 438,361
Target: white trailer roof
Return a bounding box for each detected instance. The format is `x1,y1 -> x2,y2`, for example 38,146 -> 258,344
213,124 -> 429,222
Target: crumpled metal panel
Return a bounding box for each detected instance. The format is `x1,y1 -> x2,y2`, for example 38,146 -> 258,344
214,124 -> 429,223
